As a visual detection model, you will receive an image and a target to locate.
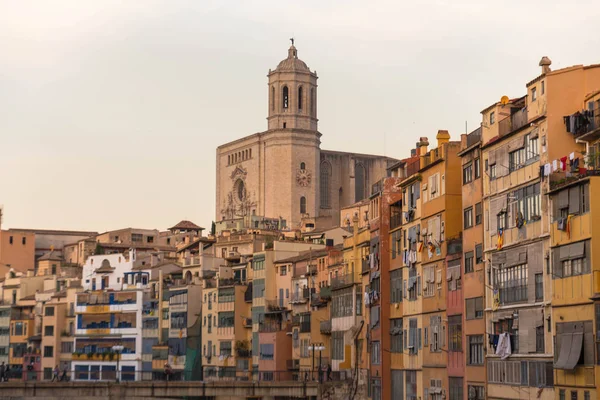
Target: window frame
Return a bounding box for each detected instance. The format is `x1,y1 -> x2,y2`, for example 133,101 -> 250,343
464,207 -> 473,229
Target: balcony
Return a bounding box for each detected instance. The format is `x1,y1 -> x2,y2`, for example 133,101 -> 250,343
498,285 -> 528,305
72,352 -> 121,361
361,258 -> 370,274
319,286 -> 331,300
293,264 -> 317,278
290,289 -> 310,304
299,320 -> 311,334
320,320 -> 331,335
218,278 -> 239,287
265,299 -> 286,312
244,285 -> 252,302
242,318 -> 253,328
183,256 -> 200,267
390,213 -> 402,230
371,179 -> 384,197
466,127 -> 482,148
236,348 -> 251,358
499,107 -> 528,137
331,273 -> 355,290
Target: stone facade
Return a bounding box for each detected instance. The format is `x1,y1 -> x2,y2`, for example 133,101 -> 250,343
216,44 -> 396,228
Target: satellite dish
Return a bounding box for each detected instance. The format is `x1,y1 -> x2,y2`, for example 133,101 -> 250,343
500,95 -> 509,105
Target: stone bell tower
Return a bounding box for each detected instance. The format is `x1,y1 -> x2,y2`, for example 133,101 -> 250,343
267,42 -> 318,132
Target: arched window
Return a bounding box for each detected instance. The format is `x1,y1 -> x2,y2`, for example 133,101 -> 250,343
355,163 -> 366,202
282,86 -> 289,109
298,86 -> 303,110
300,162 -> 306,170
249,148 -> 252,158
271,86 -> 275,111
300,196 -> 307,214
320,161 -> 332,208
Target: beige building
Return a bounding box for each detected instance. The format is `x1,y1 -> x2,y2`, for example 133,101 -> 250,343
215,43 -> 395,229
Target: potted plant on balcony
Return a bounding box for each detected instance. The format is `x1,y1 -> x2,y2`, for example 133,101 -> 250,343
107,351 -> 115,361
86,352 -> 95,360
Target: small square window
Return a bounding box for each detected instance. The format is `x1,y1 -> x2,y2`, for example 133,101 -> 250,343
490,112 -> 495,125
532,87 -> 537,102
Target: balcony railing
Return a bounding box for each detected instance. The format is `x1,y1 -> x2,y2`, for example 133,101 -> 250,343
290,290 -> 308,304
371,179 -> 384,196
319,286 -> 331,300
293,264 -> 317,278
242,318 -> 252,328
331,273 -> 355,290
499,285 -> 528,305
320,320 -> 332,335
466,127 -> 482,148
244,286 -> 252,302
499,107 -> 528,137
218,278 -> 238,287
183,256 -> 200,267
265,299 -> 286,312
390,213 -> 402,230
236,348 -> 251,358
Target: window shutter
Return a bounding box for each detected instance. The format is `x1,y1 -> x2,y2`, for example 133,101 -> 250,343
418,328 -> 422,349
424,327 -> 428,346
466,298 -> 474,320
569,186 -> 580,214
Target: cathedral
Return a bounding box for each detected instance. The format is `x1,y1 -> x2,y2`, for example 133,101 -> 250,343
215,43 -> 396,228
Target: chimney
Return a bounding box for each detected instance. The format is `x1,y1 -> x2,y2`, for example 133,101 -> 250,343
539,56 -> 552,74
460,133 -> 467,150
416,137 -> 429,156
436,130 -> 450,148
410,148 -> 416,157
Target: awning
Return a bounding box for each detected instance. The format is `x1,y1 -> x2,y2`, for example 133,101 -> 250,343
555,331 -> 583,370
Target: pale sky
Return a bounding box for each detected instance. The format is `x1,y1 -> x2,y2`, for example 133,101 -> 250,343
2,0 -> 600,232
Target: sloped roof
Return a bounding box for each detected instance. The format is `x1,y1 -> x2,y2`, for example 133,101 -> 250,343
169,220 -> 204,231
38,250 -> 62,262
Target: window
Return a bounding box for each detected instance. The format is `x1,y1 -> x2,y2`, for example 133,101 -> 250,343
60,341 -> 73,354
493,263 -> 528,304
298,86 -> 303,110
490,112 -> 495,125
429,316 -> 443,352
280,265 -> 287,276
320,161 -> 331,208
391,269 -> 403,303
147,236 -> 154,243
22,237 -> 26,245
554,183 -> 589,221
300,196 -> 306,214
331,287 -> 353,318
571,392 -> 578,400
43,346 -> 54,358
490,164 -> 497,179
218,288 -> 235,303
474,158 -> 481,179
131,233 -> 143,242
541,81 -> 545,95
464,207 -> 473,229
448,315 -> 462,352
300,162 -> 305,170
408,267 -> 418,301
467,335 -> 483,365
44,307 -> 54,316
560,390 -> 566,400
535,273 -> 543,301
449,377 -> 463,400
355,163 -> 366,201
468,386 -> 485,400
466,297 -> 484,320
465,251 -> 474,273
475,244 -> 483,264
531,87 -> 537,102
371,378 -> 381,400
429,173 -> 439,200
585,392 -> 590,400
406,371 -> 417,400
371,341 -> 381,365
423,266 -> 435,297
408,319 -> 418,354
475,202 -> 482,225
9,236 -> 13,244
536,326 -> 545,353
448,260 -> 461,291
332,331 -> 344,360
282,86 -> 289,109
259,343 -> 274,360
220,341 -> 232,357
44,326 -> 54,336
390,319 -> 403,353
271,86 -> 275,111
511,182 -> 541,223
463,163 -> 473,184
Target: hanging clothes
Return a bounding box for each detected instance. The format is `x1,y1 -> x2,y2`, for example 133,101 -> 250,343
497,229 -> 504,250
544,163 -> 551,176
495,332 -> 512,360
560,156 -> 568,171
570,152 -> 575,160
552,160 -> 558,171
364,291 -> 370,306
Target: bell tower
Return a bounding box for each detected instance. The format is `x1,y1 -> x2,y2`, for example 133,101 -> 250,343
267,42 -> 318,131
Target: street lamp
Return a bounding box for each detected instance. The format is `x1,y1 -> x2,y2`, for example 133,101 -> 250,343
308,343 -> 325,383
111,345 -> 124,382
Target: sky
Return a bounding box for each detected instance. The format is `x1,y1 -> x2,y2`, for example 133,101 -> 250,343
2,0 -> 600,232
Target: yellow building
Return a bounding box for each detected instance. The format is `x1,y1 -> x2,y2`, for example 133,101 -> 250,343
549,91 -> 600,400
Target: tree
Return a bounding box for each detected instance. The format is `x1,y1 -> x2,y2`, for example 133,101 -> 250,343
210,221 -> 216,235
